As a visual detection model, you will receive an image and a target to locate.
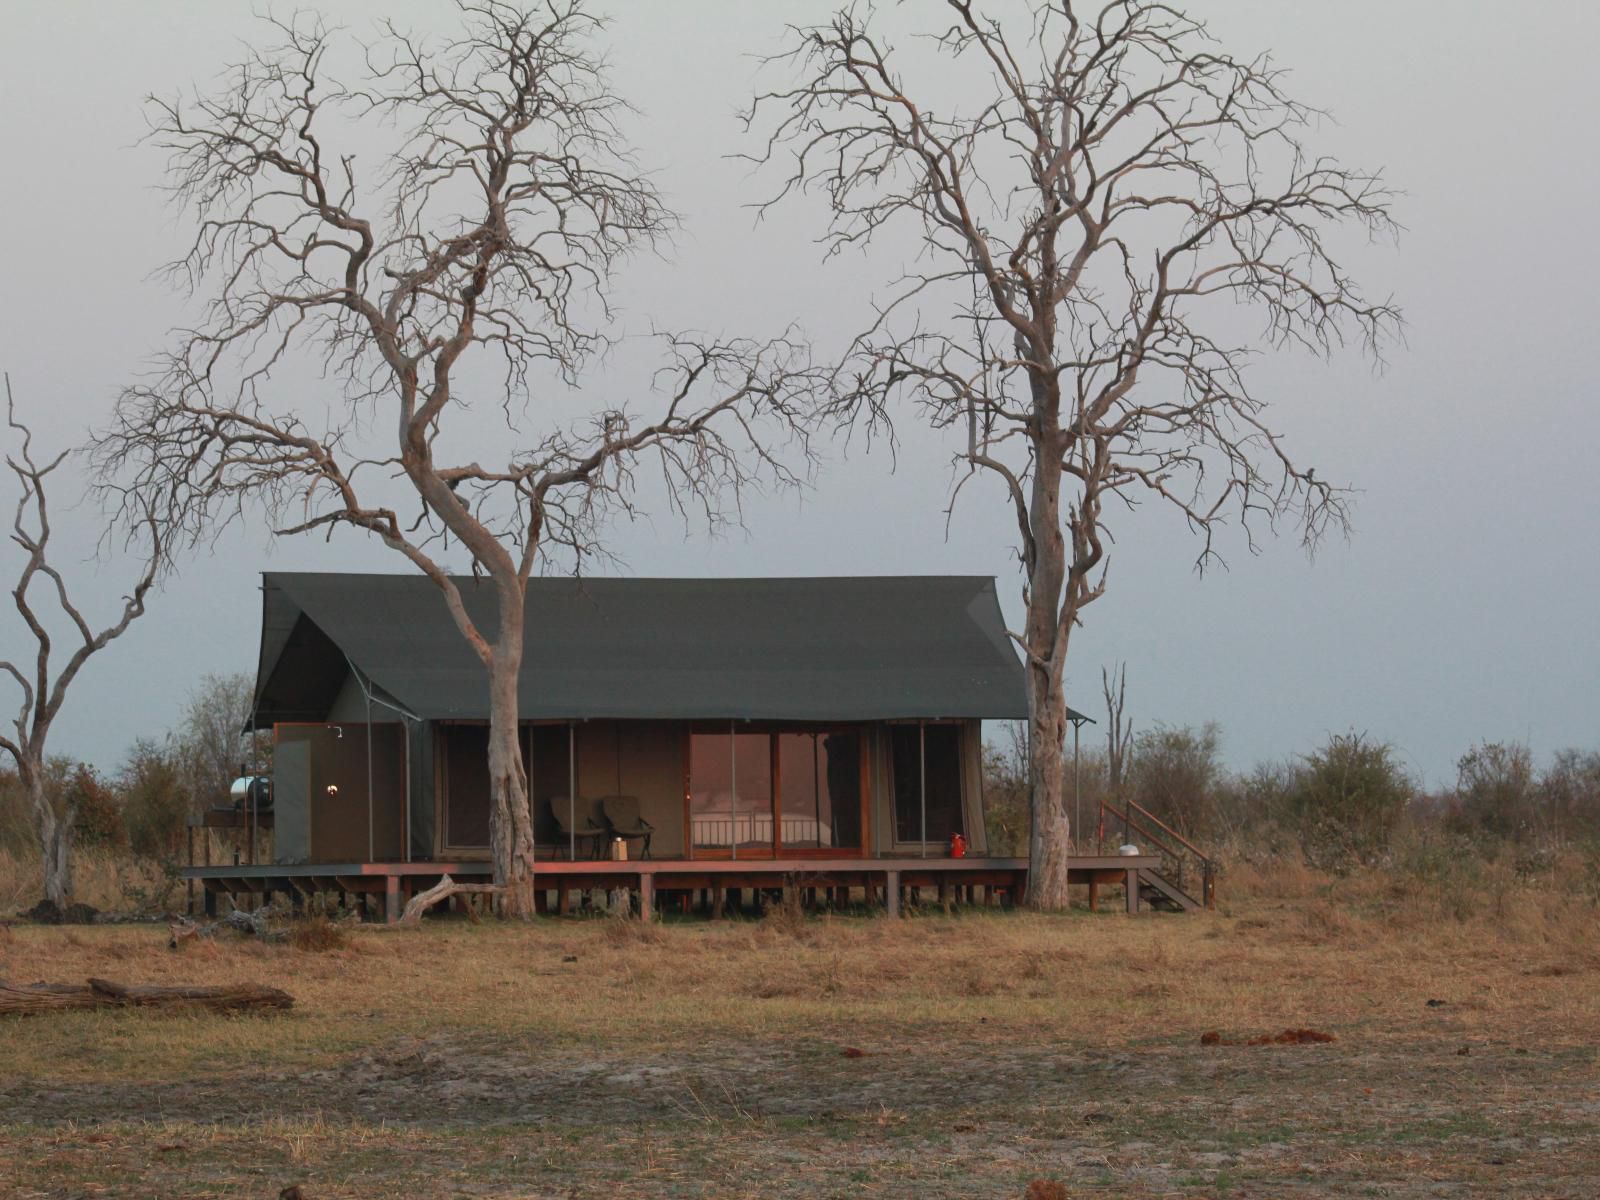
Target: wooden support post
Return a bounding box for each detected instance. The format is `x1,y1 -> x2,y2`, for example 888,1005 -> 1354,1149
938,878 -> 951,914
557,887 -> 571,916
885,870 -> 901,918
639,874 -> 654,922
1125,867 -> 1140,914
203,883 -> 217,918
712,884 -> 725,919
384,875 -> 401,925
1088,879 -> 1099,913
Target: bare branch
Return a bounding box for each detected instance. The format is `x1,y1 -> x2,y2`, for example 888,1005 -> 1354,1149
749,0 -> 1401,909
96,2 -> 821,912
2,374 -> 162,907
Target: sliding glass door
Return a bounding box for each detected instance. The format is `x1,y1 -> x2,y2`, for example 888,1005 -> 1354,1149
689,732 -> 774,854
688,727 -> 864,857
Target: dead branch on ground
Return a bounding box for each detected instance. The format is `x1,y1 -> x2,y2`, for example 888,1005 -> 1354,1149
399,873 -> 505,925
0,978 -> 292,1016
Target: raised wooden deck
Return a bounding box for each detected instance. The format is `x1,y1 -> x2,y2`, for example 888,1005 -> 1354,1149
182,855 -> 1162,922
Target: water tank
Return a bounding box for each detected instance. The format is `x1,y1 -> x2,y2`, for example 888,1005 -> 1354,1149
229,774 -> 273,813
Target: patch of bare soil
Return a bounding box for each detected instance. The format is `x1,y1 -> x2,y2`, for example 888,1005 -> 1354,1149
19,899 -> 99,925
1200,1026 -> 1337,1045
4,1025 -> 1599,1197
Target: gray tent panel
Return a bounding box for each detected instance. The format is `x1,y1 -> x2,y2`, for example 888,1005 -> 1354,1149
254,573 -> 1031,724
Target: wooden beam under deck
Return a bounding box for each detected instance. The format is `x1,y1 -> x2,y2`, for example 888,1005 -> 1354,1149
182,855 -> 1161,922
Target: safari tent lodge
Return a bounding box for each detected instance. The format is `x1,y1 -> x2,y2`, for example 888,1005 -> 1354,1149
184,572 -> 1178,919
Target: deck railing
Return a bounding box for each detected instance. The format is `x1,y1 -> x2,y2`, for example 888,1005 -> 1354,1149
691,815 -> 836,851
1096,796 -> 1218,909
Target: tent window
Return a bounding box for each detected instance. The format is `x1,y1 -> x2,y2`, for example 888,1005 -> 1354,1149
527,724 -> 569,846
441,725 -> 492,849
891,724 -> 963,844
778,732 -> 862,850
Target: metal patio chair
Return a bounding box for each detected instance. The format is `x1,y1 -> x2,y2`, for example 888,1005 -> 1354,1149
550,797 -> 609,860
600,794 -> 653,859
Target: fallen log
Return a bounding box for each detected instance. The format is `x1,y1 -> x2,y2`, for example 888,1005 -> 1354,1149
169,905 -> 282,949
0,977 -> 293,1016
399,873 -> 505,925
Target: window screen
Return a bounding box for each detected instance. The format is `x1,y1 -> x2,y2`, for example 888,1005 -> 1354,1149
891,724 -> 964,843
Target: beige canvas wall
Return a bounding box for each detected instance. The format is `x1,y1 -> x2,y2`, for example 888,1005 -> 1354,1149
277,723 -> 406,862
572,721 -> 686,857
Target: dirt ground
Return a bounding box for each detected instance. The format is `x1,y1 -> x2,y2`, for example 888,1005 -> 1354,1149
2,891 -> 1598,1199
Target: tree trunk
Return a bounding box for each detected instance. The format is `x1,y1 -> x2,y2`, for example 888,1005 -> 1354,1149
487,598 -> 538,918
1023,416 -> 1074,911
27,768 -> 73,910
1026,671 -> 1072,910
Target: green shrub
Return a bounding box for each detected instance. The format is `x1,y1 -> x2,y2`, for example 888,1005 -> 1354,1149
1537,749 -> 1600,844
1127,722 -> 1222,839
1449,741 -> 1536,842
1290,733 -> 1411,873
120,739 -> 188,862
982,729 -> 1030,855
0,767 -> 31,855
65,764 -> 127,850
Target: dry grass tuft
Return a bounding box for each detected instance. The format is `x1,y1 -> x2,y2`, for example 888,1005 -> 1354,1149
761,888 -> 813,941
1293,898 -> 1363,944
0,848 -> 178,917
602,913 -> 666,948
287,916 -> 350,954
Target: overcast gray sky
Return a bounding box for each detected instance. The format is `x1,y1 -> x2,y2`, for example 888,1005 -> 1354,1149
1,1 -> 1596,789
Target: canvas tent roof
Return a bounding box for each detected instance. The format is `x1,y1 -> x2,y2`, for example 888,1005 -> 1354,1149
252,572 -> 1044,726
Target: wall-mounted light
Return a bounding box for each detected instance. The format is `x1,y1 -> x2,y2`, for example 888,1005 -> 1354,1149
326,784 -> 339,796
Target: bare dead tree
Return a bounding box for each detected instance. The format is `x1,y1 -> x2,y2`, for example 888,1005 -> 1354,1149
1,377 -> 161,911
750,0 -> 1401,908
95,2 -> 816,916
1102,663 -> 1131,795
1102,662 -> 1131,841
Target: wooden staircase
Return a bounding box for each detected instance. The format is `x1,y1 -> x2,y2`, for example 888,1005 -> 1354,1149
1097,798 -> 1218,912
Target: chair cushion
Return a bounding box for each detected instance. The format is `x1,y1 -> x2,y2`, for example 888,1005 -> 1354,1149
600,794 -> 646,829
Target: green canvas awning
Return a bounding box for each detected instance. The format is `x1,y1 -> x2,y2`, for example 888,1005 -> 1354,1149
253,573 -> 1038,726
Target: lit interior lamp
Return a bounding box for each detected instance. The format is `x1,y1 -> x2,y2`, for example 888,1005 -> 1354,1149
326,784 -> 339,796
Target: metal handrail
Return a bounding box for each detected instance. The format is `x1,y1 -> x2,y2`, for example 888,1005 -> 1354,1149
1098,797 -> 1218,910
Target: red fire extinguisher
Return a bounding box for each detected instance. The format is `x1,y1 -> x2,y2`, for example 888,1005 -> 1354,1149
948,832 -> 967,858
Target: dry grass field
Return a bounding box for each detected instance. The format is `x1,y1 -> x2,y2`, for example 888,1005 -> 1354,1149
2,861 -> 1599,1199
